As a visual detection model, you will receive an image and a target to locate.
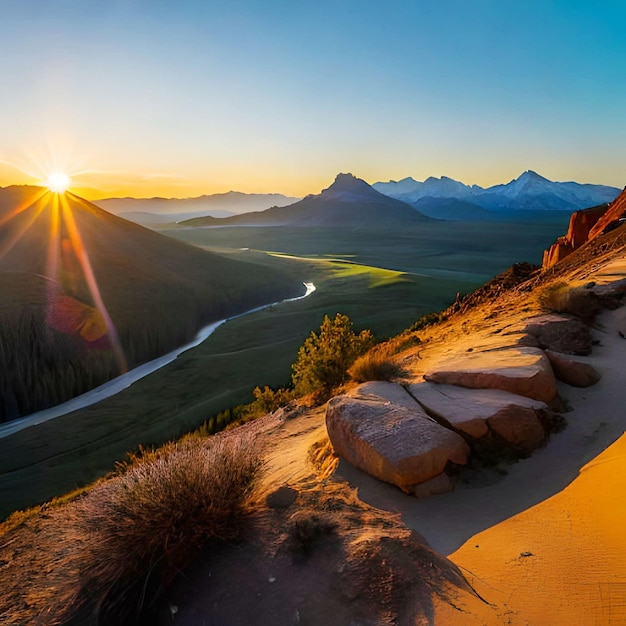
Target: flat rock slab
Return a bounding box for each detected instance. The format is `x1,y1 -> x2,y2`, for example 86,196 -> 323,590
424,347 -> 557,404
326,394 -> 469,492
347,380 -> 420,410
545,350 -> 601,387
520,314 -> 592,355
408,382 -> 546,452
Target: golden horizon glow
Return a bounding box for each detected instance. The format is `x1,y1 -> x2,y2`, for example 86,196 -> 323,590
47,172 -> 70,194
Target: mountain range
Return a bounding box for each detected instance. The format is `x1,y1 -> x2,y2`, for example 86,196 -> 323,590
95,191 -> 300,224
182,173 -> 430,227
97,172 -> 622,226
373,170 -> 621,216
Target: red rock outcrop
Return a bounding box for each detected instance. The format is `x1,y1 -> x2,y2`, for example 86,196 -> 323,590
543,189 -> 626,269
588,188 -> 626,240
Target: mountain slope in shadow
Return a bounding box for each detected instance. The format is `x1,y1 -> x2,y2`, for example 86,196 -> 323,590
0,185 -> 301,421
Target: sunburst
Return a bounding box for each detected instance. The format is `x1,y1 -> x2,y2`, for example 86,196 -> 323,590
47,172 -> 71,193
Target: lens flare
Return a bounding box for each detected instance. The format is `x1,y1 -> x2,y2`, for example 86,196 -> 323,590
0,186 -> 128,376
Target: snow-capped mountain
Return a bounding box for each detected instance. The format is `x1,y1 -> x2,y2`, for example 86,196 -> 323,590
373,176 -> 481,203
374,171 -> 621,212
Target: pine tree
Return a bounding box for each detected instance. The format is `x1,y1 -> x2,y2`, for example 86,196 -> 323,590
292,313 -> 373,398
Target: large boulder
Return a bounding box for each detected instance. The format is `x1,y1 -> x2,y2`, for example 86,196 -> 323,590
424,347 -> 558,404
521,314 -> 592,355
408,382 -> 546,453
545,349 -> 601,387
326,394 -> 469,493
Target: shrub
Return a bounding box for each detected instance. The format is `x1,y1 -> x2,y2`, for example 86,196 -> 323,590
348,345 -> 406,382
406,311 -> 447,333
292,313 -> 374,399
50,434 -> 264,624
251,385 -> 294,413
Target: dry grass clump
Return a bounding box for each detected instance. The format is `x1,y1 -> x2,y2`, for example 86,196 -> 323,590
308,436 -> 339,480
1,434 -> 263,626
348,344 -> 406,383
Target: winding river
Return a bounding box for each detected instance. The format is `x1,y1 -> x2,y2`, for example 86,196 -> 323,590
0,282 -> 316,439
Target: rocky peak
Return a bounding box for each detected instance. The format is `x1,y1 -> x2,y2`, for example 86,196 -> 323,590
320,173 -> 382,201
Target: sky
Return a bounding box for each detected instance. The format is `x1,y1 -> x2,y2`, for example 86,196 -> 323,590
0,0 -> 625,199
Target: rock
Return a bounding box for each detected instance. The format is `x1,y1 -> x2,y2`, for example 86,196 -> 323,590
521,314 -> 592,355
326,394 -> 469,492
424,347 -> 558,404
591,277 -> 626,304
542,203 -> 613,269
346,380 -> 419,410
588,189 -> 626,240
408,382 -> 546,453
545,350 -> 601,387
566,204 -> 608,249
543,237 -> 572,269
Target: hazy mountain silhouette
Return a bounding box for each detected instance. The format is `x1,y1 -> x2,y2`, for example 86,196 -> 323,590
182,173 -> 430,227
95,191 -> 300,221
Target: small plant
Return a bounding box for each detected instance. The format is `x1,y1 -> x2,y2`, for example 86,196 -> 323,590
49,434 -> 264,624
251,385 -> 294,413
348,344 -> 405,382
406,311 -> 447,333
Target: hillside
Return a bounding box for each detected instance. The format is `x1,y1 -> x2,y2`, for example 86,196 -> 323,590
182,173 -> 430,227
2,202 -> 625,623
0,186 -> 301,421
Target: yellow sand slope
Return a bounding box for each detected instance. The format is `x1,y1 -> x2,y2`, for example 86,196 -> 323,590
437,432 -> 626,625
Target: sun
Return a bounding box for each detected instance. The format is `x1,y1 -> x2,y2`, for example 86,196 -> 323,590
47,172 -> 70,193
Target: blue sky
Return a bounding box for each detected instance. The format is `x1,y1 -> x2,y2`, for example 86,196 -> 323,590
0,0 -> 624,197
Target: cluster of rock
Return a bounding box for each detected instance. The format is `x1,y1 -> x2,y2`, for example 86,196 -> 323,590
326,313 -> 601,497
543,188 -> 626,268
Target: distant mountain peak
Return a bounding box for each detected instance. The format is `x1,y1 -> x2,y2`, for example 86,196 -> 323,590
320,173 -> 383,201
519,170 -> 550,182
325,173 -> 372,193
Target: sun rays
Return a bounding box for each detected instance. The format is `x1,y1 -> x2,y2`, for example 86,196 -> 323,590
0,187 -> 128,375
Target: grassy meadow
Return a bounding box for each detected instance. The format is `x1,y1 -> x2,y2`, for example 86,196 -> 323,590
0,216 -> 569,517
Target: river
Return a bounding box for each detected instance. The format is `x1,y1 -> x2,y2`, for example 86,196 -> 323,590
0,282 -> 316,439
